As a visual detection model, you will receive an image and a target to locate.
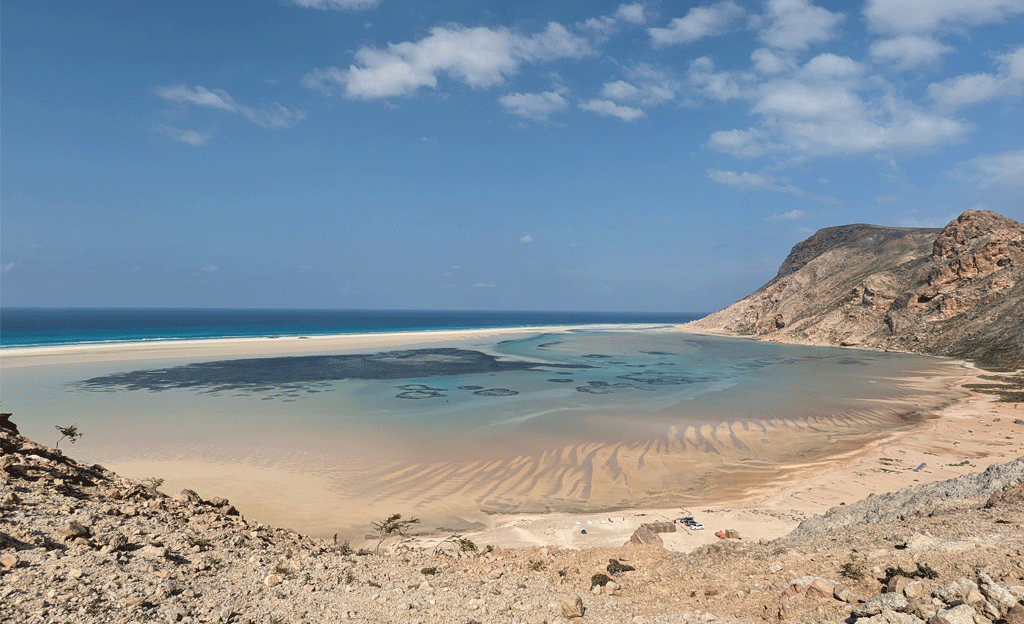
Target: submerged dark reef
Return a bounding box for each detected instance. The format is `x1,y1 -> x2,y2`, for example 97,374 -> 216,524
77,348 -> 591,394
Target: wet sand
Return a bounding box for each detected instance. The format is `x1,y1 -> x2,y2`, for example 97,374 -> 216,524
4,326 -> 1014,549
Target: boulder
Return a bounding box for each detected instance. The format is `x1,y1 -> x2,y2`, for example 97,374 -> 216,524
929,604 -> 977,624
629,526 -> 664,548
853,594 -> 910,618
978,568 -> 1018,612
175,489 -> 203,505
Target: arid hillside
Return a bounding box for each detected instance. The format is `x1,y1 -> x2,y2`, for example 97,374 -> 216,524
690,209 -> 1024,371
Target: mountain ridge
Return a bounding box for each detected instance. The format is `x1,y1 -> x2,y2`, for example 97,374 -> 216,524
690,209 -> 1024,371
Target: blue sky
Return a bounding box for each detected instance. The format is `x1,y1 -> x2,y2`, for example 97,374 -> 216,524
2,0 -> 1022,312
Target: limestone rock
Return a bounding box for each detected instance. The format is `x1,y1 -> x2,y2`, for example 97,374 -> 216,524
854,594 -> 910,618
860,610 -> 926,624
560,596 -> 585,619
806,579 -> 835,599
978,568 -> 1018,611
929,604 -> 977,624
0,553 -> 19,569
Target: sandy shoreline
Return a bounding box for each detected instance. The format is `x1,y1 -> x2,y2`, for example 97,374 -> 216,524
0,323 -> 666,367
439,362 -> 1023,553
4,325 -> 1020,554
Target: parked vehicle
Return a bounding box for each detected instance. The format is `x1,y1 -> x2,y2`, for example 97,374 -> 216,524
689,523 -> 705,530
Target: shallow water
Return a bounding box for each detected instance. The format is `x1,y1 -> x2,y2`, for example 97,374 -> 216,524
1,328 -> 965,537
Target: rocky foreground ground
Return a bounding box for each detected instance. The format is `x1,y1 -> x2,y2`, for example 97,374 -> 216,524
2,426 -> 1024,624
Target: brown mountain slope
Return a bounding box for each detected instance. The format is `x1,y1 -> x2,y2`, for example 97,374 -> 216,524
690,209 -> 1024,371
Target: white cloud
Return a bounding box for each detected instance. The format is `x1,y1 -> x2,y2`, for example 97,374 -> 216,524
707,169 -> 837,203
579,99 -> 645,121
864,0 -> 1024,34
705,128 -> 786,157
155,85 -> 305,128
601,65 -> 680,106
2,261 -> 17,273
520,234 -> 534,243
153,125 -> 210,146
289,0 -> 382,10
759,0 -> 845,50
499,89 -> 568,120
579,3 -> 647,37
768,209 -> 806,219
602,80 -> 641,100
200,264 -> 218,273
953,150 -> 1024,188
304,23 -> 593,100
869,34 -> 953,70
614,3 -> 647,25
687,56 -> 752,101
706,48 -> 971,158
800,53 -> 862,78
928,45 -> 1024,111
750,48 -> 795,74
473,283 -> 495,288
648,1 -> 744,46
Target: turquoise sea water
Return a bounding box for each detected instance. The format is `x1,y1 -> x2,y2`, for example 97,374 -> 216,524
0,308 -> 700,347
0,323 -> 965,538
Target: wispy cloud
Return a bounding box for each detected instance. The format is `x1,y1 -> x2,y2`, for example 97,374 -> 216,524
499,89 -> 568,121
768,209 -> 806,220
579,98 -> 644,121
707,169 -> 839,204
2,261 -> 17,273
153,125 -> 210,146
200,264 -> 218,273
648,1 -> 744,47
155,85 -> 305,129
520,234 -> 534,243
473,283 -> 495,288
952,149 -> 1024,188
289,0 -> 382,10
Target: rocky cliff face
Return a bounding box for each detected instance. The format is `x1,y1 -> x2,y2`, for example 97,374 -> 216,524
691,210 -> 1024,371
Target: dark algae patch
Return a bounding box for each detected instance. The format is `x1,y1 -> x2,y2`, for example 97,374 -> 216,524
964,374 -> 1024,403
77,348 -> 591,394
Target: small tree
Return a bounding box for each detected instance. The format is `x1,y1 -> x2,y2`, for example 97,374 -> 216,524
371,513 -> 419,554
55,424 -> 82,449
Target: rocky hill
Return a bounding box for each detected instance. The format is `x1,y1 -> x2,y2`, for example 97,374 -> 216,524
689,210 -> 1024,371
3,425 -> 1024,623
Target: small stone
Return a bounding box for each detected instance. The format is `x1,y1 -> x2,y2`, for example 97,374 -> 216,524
118,597 -> 147,607
58,520 -> 90,540
835,586 -> 862,604
769,561 -> 784,573
1,492 -> 20,507
0,554 -> 19,569
139,545 -> 168,560
806,579 -> 835,598
560,596 -> 585,619
265,574 -> 282,587
904,581 -> 926,599
68,568 -> 83,579
888,576 -> 913,596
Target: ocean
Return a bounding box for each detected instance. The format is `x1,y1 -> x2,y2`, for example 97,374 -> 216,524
0,308 -> 700,347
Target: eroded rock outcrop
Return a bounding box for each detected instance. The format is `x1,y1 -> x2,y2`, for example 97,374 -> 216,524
690,210 -> 1024,370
